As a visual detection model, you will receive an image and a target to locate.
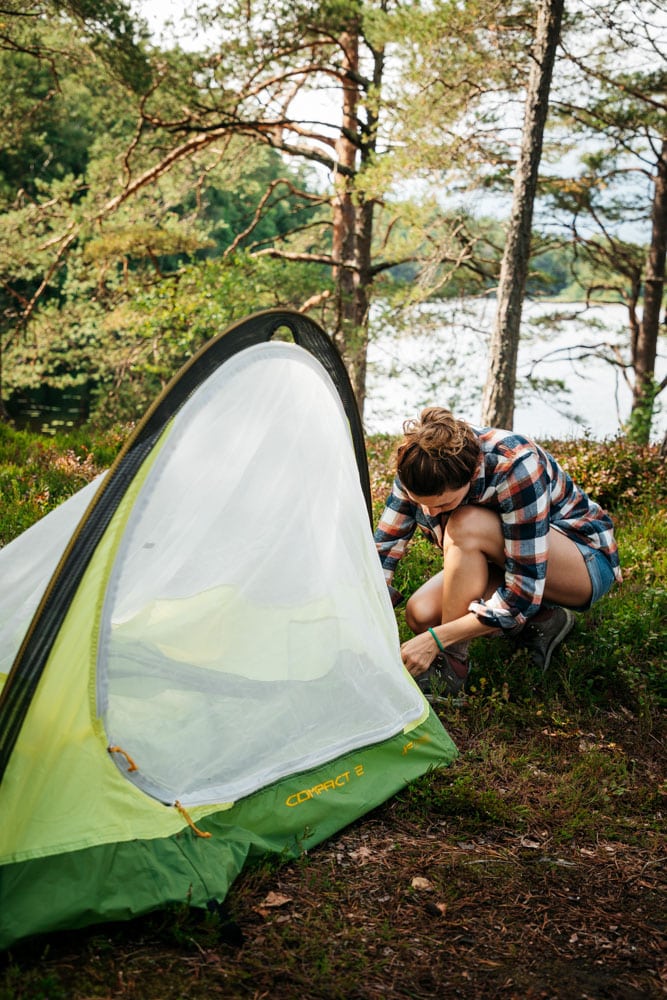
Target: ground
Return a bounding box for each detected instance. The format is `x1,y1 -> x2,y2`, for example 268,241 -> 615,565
1,705 -> 664,1000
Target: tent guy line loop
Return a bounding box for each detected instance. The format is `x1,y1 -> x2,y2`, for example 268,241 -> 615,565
108,745 -> 138,772
108,746 -> 213,838
175,801 -> 212,838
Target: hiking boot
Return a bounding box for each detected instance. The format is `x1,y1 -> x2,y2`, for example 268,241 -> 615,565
417,650 -> 470,700
515,606 -> 576,671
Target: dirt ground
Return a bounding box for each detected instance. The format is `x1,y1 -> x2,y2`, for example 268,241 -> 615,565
2,708 -> 664,1000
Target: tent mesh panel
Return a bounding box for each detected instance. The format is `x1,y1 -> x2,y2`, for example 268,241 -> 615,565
0,311 -> 369,783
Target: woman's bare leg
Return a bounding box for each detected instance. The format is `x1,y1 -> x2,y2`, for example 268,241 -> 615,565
405,506 -> 592,635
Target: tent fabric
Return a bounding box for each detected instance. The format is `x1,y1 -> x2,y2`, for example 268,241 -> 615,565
0,310 -> 372,782
0,475 -> 105,681
0,309 -> 457,950
98,343 -> 423,806
1,712 -> 455,948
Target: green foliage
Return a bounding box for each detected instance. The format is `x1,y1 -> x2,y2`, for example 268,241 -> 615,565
0,17 -> 141,206
87,253 -> 330,425
0,427 -> 664,995
2,0 -> 661,440
466,484 -> 666,717
401,769 -> 523,831
59,0 -> 153,91
543,437 -> 667,510
541,745 -> 644,842
2,245 -> 330,428
526,244 -> 577,296
0,422 -> 123,545
189,147 -> 324,258
623,377 -> 661,446
398,717 -> 657,847
5,428 -> 660,714
0,13 -> 330,427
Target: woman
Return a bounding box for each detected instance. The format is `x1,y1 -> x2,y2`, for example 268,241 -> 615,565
374,408 -> 621,696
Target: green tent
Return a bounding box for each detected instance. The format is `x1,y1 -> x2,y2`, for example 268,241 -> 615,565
0,310 -> 457,950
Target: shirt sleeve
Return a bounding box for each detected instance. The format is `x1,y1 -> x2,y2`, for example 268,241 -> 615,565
373,477 -> 418,607
468,447 -> 550,632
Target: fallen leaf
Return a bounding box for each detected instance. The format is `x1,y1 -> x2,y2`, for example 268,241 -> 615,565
411,877 -> 433,891
349,846 -> 373,865
261,892 -> 292,908
520,837 -> 542,849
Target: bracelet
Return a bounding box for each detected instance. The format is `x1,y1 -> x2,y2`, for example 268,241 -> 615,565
428,627 -> 446,653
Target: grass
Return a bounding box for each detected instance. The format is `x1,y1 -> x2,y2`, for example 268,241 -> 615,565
0,425 -> 665,998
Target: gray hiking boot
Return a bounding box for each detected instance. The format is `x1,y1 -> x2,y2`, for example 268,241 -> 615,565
417,650 -> 470,700
516,606 -> 576,671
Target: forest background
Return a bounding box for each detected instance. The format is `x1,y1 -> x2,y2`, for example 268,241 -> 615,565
0,0 -> 665,442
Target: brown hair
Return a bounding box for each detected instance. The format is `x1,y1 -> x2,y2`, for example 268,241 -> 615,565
395,407 -> 481,495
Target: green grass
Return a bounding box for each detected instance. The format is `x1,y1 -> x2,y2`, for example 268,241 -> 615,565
1,421 -> 664,714
2,419 -> 664,716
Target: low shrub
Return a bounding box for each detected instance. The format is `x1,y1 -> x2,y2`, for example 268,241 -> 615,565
0,423 -> 126,545
543,436 -> 667,511
1,426 -> 665,717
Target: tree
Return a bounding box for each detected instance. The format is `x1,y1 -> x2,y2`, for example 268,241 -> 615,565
0,1 -> 152,419
637,135 -> 667,441
134,0 -> 402,407
0,0 -> 150,75
540,0 -> 666,441
0,0 -> 544,424
0,6 -> 331,422
131,0 -> 532,412
481,0 -> 565,428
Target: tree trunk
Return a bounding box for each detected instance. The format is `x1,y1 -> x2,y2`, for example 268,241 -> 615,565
332,26 -> 373,414
0,344 -> 9,423
345,195 -> 373,414
628,135 -> 667,443
481,0 -> 564,429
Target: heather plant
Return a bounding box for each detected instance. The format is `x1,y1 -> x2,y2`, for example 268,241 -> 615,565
543,436 -> 666,510
0,423 -> 125,545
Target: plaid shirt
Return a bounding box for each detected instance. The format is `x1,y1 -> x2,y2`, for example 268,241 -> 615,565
374,427 -> 622,631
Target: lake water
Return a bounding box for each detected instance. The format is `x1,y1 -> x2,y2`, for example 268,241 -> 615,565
365,299 -> 667,442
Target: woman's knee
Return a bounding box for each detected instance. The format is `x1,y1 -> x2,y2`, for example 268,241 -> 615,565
445,505 -> 502,550
405,575 -> 443,632
405,598 -> 426,633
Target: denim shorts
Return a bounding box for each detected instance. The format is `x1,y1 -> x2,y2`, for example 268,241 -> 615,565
571,539 -> 616,610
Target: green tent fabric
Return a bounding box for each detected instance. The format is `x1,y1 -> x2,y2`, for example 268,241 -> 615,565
0,310 -> 457,950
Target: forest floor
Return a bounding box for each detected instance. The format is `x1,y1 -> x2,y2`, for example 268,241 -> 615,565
1,700 -> 664,1000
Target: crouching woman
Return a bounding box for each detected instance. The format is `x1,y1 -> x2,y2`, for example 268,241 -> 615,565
374,408 -> 621,696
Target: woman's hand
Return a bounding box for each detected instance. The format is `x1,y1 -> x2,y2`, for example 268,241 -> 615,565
400,632 -> 438,678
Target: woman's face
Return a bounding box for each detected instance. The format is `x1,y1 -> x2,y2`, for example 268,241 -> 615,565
406,483 -> 470,517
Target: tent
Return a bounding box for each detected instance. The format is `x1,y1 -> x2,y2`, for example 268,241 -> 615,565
0,310 -> 457,950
